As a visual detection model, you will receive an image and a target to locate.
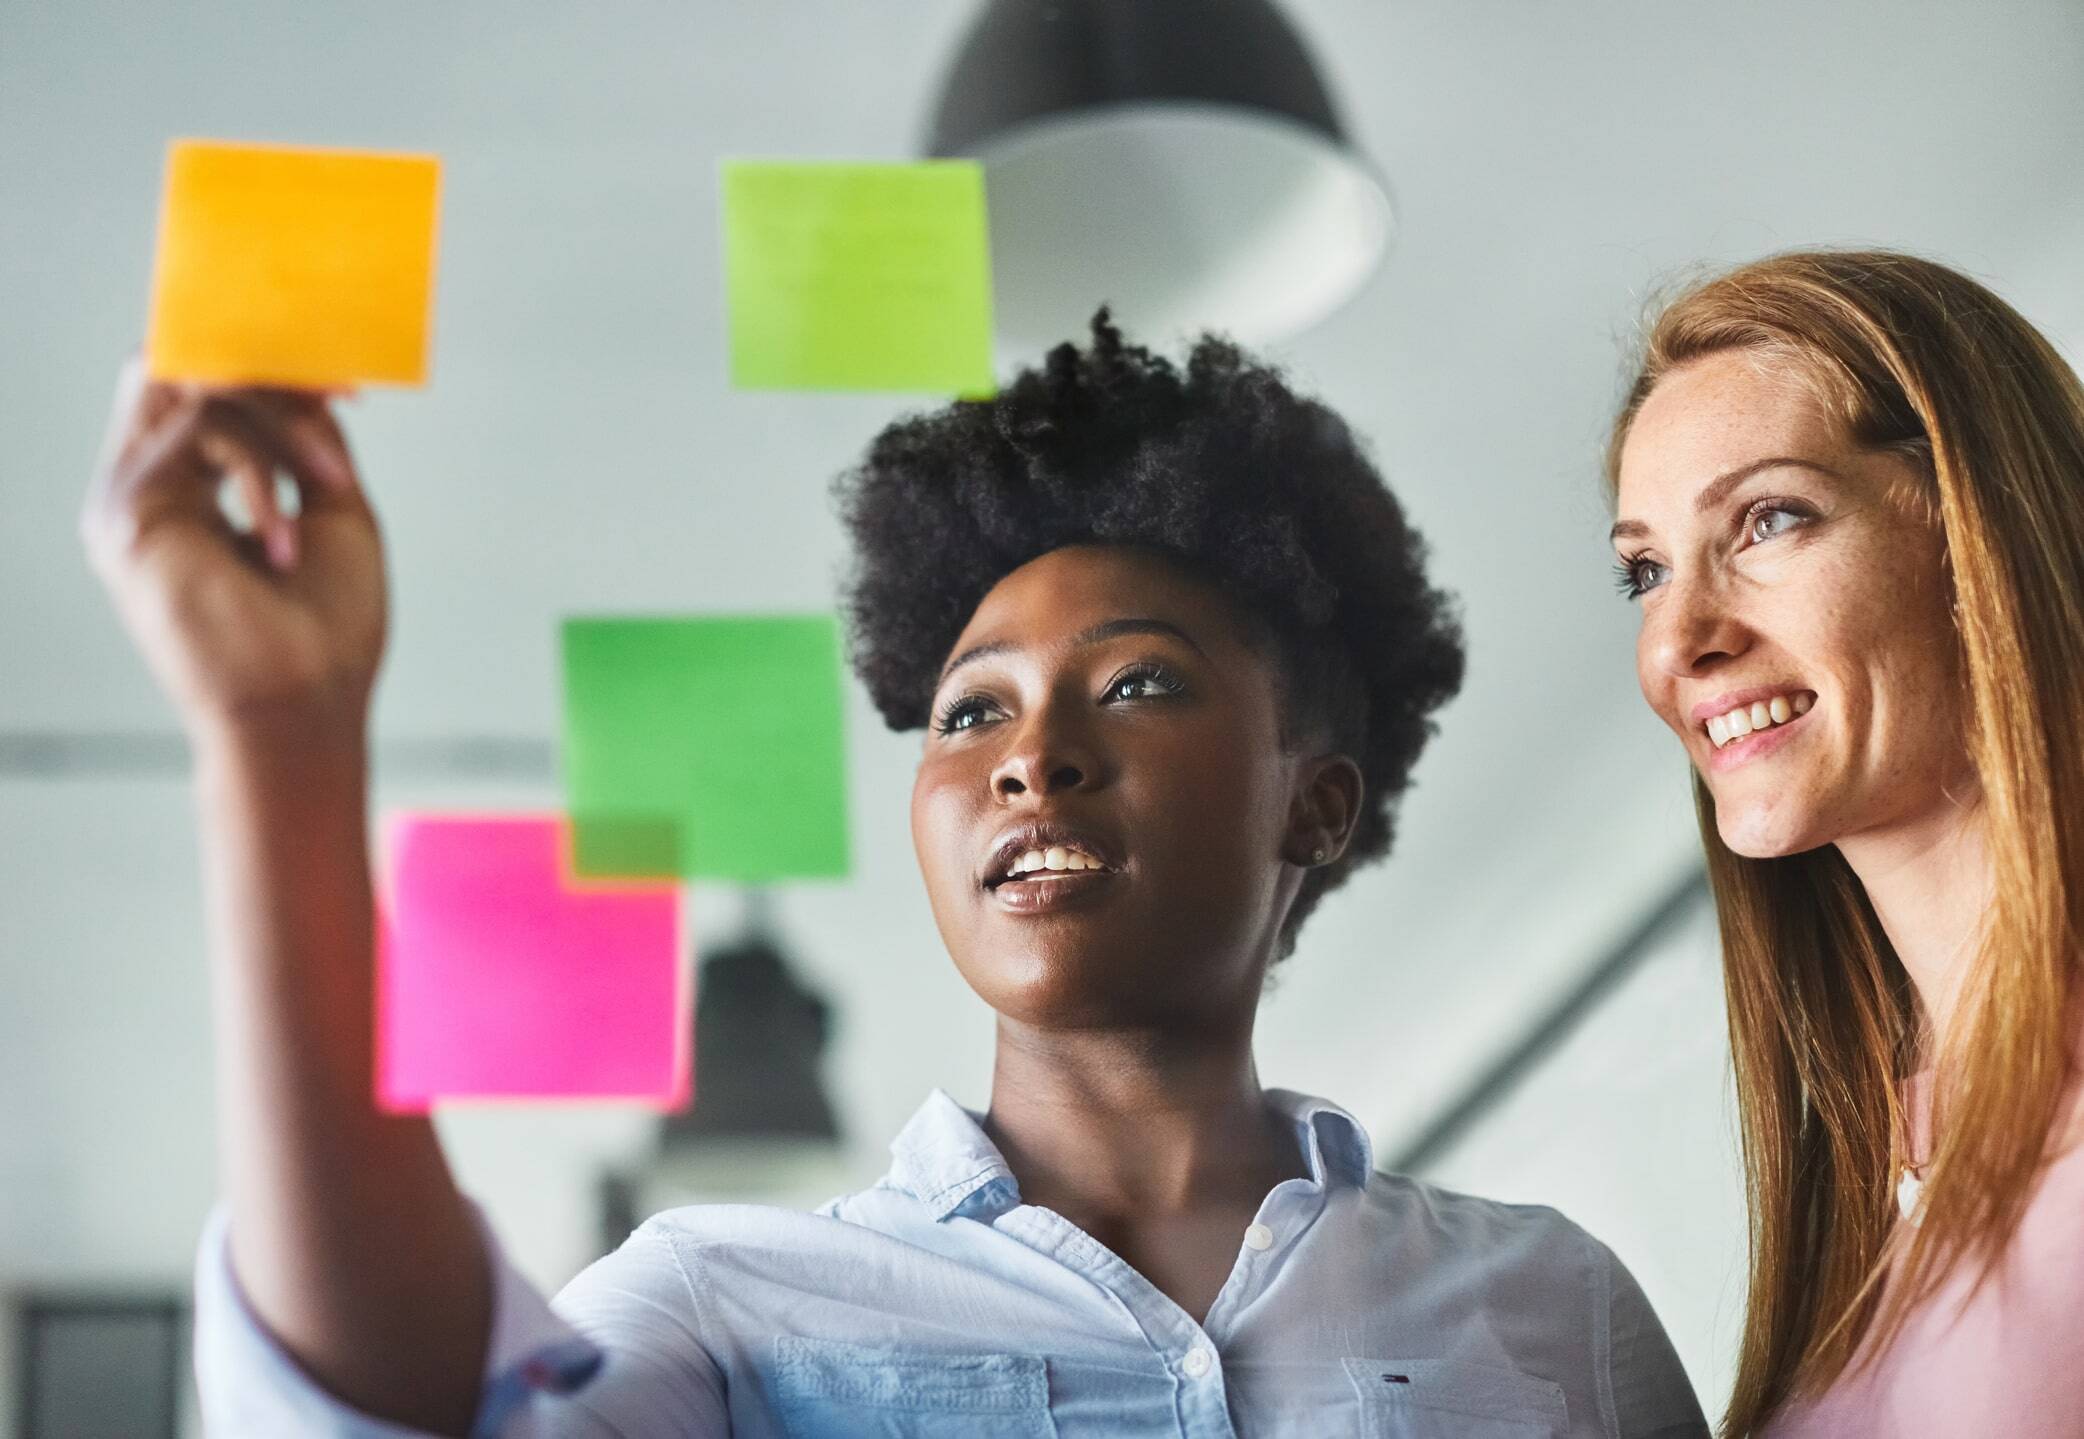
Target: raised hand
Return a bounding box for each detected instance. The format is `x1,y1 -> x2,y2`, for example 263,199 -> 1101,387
81,357 -> 388,737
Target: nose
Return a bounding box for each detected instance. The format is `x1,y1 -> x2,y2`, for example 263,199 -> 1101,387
990,704 -> 1102,801
1644,574 -> 1750,681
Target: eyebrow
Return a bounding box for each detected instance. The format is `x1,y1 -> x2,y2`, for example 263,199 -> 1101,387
1608,456 -> 1843,544
936,617 -> 1208,687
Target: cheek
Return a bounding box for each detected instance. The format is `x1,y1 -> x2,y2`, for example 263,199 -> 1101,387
910,759 -> 978,889
1728,544 -> 1963,848
1812,530 -> 1960,730
1172,737 -> 1293,872
1634,630 -> 1681,733
907,767 -> 931,867
1857,603 -> 1968,792
1108,724 -> 1272,877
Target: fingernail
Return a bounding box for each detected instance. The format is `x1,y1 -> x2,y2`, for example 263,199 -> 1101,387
268,525 -> 298,570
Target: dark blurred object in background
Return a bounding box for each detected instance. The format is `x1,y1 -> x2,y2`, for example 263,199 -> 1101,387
599,896 -> 847,1252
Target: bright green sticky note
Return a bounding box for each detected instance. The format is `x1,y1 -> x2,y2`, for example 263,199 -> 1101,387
561,616 -> 850,882
722,159 -> 996,395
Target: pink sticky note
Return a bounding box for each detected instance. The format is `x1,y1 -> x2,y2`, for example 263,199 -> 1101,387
376,813 -> 690,1111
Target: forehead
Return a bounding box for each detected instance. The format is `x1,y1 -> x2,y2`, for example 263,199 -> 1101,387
952,544 -> 1253,654
1617,350 -> 1845,510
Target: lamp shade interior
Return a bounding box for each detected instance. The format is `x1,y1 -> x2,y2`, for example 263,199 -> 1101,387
971,101 -> 1392,352
926,0 -> 1392,352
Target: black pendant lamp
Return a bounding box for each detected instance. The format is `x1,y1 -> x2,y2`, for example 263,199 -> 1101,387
926,0 -> 1392,352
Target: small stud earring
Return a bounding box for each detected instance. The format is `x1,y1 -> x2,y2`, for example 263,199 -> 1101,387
1311,847 -> 1327,864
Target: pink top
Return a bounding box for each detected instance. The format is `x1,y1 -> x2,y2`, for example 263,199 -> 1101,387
1763,1035 -> 2084,1438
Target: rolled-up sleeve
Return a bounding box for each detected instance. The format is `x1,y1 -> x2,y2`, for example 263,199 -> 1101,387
192,1206 -> 727,1437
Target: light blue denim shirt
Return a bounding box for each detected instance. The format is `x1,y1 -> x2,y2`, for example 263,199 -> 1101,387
195,1088 -> 1707,1437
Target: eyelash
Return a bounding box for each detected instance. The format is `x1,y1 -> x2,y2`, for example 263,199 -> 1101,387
1103,661 -> 1184,703
1612,552 -> 1663,600
930,661 -> 1185,735
1613,496 -> 1814,600
931,692 -> 994,734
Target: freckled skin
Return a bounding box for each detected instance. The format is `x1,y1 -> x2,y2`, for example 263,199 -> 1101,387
910,543 -> 1362,1322
1614,352 -> 1974,858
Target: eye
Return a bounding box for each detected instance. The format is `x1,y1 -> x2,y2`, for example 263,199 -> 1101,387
932,693 -> 1001,735
1613,552 -> 1669,600
1744,496 -> 1814,546
1102,662 -> 1184,703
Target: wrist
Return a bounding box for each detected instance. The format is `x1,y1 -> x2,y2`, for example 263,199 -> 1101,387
191,703 -> 372,782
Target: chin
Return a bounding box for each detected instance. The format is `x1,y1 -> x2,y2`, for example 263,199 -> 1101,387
957,945 -> 1124,1022
966,941 -> 1225,1030
1711,791 -> 1832,860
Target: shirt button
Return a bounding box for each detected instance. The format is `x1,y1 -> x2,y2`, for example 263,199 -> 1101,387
1243,1222 -> 1274,1251
1183,1346 -> 1215,1378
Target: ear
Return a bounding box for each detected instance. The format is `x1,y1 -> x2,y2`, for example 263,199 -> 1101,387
1283,753 -> 1364,868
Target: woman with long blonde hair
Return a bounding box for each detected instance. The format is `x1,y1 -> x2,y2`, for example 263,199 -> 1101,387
1604,249 -> 2084,1435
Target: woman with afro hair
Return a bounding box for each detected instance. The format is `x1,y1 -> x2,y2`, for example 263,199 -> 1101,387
85,314 -> 1704,1436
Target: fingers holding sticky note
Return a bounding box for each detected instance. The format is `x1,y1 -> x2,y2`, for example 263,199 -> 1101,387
146,139 -> 441,389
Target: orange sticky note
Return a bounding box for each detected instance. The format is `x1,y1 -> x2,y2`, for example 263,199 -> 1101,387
145,139 -> 441,388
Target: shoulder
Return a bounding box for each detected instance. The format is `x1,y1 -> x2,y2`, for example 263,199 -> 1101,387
608,1182 -> 926,1272
549,1193 -> 895,1337
1344,1174 -> 1703,1432
1360,1168 -> 1614,1276
630,1187 -> 894,1248
1358,1175 -> 1703,1432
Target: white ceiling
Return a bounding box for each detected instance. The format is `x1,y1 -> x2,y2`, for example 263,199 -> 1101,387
4,0 -> 2081,1159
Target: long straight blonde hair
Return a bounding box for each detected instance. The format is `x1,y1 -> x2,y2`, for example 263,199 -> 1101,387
1605,250 -> 2084,1436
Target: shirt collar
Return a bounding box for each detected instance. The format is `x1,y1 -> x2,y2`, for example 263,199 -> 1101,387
884,1087 -> 1375,1223
886,1089 -> 1019,1221
1266,1087 -> 1376,1188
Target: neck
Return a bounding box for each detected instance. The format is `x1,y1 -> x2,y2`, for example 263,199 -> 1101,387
982,1014 -> 1304,1220
1834,789 -> 1992,1059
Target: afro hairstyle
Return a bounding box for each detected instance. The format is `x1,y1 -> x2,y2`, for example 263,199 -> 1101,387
835,311 -> 1464,958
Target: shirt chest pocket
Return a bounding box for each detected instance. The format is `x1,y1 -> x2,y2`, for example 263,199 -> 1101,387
774,1335 -> 1059,1439
1344,1357 -> 1569,1438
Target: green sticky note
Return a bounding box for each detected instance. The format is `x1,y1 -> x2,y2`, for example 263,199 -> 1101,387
722,159 -> 996,395
562,616 -> 850,882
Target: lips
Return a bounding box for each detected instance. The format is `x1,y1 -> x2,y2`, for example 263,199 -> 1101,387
1692,687 -> 1817,748
981,820 -> 1122,891
989,862 -> 1118,914
1700,695 -> 1816,772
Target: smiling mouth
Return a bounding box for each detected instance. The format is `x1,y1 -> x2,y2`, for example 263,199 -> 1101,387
982,835 -> 1123,914
987,844 -> 1111,887
989,863 -> 1117,913
1703,691 -> 1816,749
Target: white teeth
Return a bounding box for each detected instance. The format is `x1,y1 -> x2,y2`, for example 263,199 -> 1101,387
1704,693 -> 1816,748
1004,844 -> 1106,878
